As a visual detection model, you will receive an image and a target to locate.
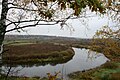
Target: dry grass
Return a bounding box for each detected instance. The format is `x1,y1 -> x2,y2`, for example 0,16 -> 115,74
3,42 -> 74,64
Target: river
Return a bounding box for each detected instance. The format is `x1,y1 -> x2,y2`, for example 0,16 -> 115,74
2,48 -> 109,78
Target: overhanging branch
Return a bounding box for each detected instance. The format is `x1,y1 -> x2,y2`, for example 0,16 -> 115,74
8,7 -> 39,11
6,14 -> 97,33
5,22 -> 59,33
6,19 -> 64,26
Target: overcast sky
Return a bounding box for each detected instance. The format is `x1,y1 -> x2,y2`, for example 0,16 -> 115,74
7,14 -> 115,38
0,0 -> 116,38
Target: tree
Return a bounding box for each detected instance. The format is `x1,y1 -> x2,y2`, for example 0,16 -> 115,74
93,26 -> 120,56
102,0 -> 120,24
93,0 -> 120,57
0,0 -> 105,55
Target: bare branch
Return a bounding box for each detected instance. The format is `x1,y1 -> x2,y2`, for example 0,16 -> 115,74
107,6 -> 120,12
31,0 -> 38,7
5,22 -> 59,33
8,6 -> 39,11
6,19 -> 19,27
6,13 -> 98,33
49,1 -> 58,9
6,19 -> 63,26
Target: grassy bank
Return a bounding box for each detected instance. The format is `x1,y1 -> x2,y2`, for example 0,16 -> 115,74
1,39 -> 120,80
68,61 -> 120,80
68,44 -> 120,80
2,42 -> 74,65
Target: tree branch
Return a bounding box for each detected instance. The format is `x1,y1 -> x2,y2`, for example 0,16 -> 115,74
6,19 -> 63,26
5,22 -> 59,33
107,6 -> 120,12
6,19 -> 19,27
8,6 -> 38,11
6,13 -> 97,33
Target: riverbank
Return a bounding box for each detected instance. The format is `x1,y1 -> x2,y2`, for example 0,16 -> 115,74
2,42 -> 74,65
68,44 -> 120,80
1,39 -> 120,80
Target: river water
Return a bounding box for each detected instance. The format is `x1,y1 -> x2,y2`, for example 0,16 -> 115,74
2,48 -> 109,78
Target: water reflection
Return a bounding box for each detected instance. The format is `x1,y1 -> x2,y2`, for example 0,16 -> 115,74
1,48 -> 109,78
2,66 -> 23,76
2,55 -> 74,67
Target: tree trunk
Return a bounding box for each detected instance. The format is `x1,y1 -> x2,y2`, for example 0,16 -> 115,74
0,0 -> 8,62
0,0 -> 8,77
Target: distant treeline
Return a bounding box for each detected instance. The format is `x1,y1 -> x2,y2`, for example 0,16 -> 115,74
5,35 -> 92,44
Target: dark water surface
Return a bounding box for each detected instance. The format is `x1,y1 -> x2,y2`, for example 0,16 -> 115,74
2,48 -> 109,78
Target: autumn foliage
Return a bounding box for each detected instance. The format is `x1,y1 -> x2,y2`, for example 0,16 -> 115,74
92,26 -> 120,60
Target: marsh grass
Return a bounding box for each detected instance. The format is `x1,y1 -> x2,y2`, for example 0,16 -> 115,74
102,62 -> 119,69
3,42 -> 74,65
68,63 -> 120,80
109,72 -> 120,80
68,43 -> 120,80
